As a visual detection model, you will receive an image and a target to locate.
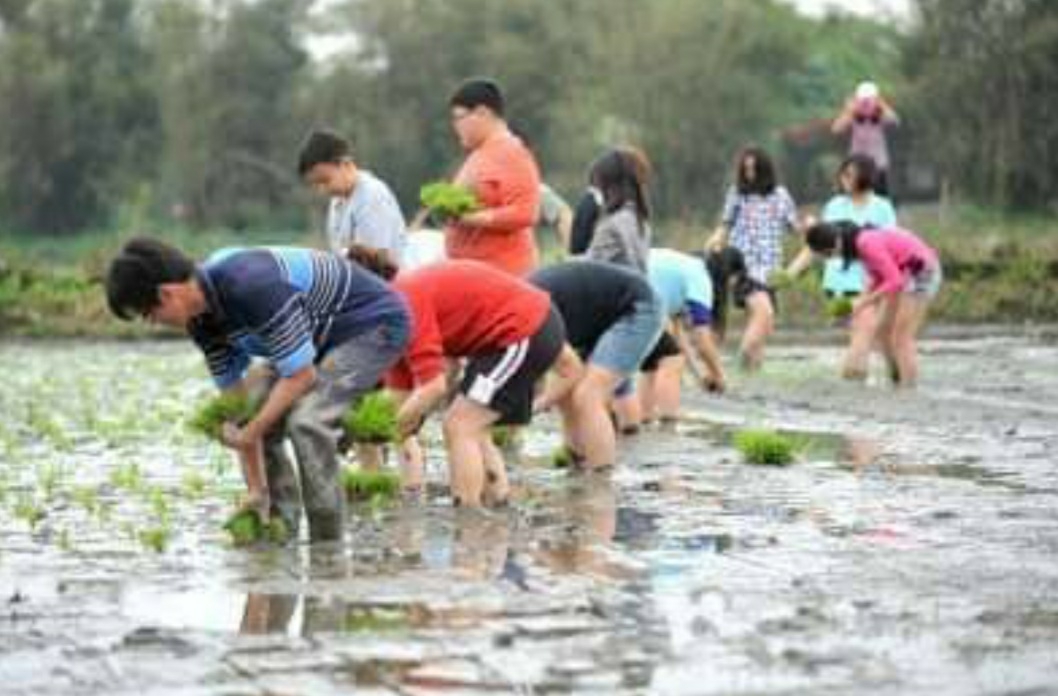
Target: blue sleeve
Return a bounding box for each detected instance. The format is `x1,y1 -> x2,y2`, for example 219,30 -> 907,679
684,263 -> 714,314
685,300 -> 713,327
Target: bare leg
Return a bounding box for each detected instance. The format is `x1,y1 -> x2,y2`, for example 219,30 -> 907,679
612,388 -> 642,434
651,355 -> 685,421
739,291 -> 775,371
842,302 -> 878,381
481,435 -> 511,505
892,294 -> 930,388
442,396 -> 499,507
570,365 -> 622,469
875,299 -> 899,385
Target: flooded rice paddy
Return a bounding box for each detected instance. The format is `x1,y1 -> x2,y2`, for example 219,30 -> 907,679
1,333 -> 1057,695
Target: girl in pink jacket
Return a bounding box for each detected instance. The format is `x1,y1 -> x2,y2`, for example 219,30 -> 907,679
805,222 -> 941,387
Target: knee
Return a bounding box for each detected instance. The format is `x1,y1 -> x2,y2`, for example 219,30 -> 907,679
442,409 -> 478,442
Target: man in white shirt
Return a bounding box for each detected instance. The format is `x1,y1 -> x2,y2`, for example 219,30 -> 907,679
297,129 -> 406,265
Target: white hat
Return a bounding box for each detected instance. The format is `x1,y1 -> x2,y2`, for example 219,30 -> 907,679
855,81 -> 879,100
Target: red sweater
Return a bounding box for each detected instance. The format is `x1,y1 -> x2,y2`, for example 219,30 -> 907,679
385,261 -> 551,390
446,131 -> 541,276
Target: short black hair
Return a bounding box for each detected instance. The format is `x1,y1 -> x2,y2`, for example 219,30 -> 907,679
449,78 -> 505,117
297,129 -> 351,176
735,145 -> 778,196
105,236 -> 195,320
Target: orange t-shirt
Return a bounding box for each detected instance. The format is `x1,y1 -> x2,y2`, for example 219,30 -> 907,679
446,131 -> 541,276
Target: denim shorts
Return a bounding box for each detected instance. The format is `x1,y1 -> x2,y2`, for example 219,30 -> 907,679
904,263 -> 943,298
590,295 -> 665,377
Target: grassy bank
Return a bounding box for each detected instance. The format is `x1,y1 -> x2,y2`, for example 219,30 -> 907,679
0,226 -> 315,338
662,202 -> 1058,327
1,205 -> 1057,338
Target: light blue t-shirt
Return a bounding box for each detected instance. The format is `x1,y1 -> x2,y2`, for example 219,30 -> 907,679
647,248 -> 713,320
820,193 -> 897,295
326,170 -> 407,262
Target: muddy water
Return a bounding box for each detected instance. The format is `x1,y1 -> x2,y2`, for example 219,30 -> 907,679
1,335 -> 1056,694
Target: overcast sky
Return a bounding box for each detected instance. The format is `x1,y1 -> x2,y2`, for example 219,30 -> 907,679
783,0 -> 913,24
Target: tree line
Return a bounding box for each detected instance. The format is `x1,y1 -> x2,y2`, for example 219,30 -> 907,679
0,0 -> 1054,237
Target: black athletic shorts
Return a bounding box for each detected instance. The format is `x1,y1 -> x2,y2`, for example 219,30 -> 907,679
460,306 -> 566,426
733,277 -> 778,312
639,330 -> 681,373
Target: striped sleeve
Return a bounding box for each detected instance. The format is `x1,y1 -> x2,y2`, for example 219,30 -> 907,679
190,326 -> 250,389
254,295 -> 316,377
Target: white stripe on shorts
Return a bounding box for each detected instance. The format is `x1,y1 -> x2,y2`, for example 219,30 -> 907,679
488,339 -> 529,387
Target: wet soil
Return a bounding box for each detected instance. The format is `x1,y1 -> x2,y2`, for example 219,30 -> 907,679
0,334 -> 1056,694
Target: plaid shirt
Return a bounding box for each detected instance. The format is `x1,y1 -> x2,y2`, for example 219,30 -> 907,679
721,185 -> 797,284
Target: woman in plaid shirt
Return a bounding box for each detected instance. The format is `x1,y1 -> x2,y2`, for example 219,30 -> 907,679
708,146 -> 798,370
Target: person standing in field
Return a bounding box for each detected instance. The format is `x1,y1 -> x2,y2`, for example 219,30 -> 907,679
445,78 -> 541,276
832,80 -> 900,196
297,129 -> 407,266
707,146 -> 799,371
804,221 -> 941,387
787,154 -> 897,379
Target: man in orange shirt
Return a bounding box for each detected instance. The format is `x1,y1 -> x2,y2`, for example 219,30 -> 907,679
447,78 -> 541,276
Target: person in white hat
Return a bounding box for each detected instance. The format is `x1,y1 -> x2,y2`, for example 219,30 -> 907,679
832,80 -> 900,195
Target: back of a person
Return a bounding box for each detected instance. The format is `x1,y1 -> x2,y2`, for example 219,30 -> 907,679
648,248 -> 712,318
586,204 -> 651,273
202,246 -> 403,358
858,227 -> 937,281
394,260 -> 548,357
530,260 -> 649,353
447,133 -> 541,276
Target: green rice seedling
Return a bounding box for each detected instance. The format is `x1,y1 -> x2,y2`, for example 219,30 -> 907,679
37,463 -> 63,500
188,393 -> 260,441
57,527 -> 73,552
13,496 -> 46,530
223,509 -> 289,547
491,426 -> 516,449
181,470 -> 208,499
551,445 -> 576,469
341,468 -> 401,503
419,181 -> 480,220
825,296 -> 854,320
71,485 -> 101,515
110,461 -> 143,492
732,429 -> 798,466
139,525 -> 170,553
145,486 -> 171,522
342,391 -> 399,444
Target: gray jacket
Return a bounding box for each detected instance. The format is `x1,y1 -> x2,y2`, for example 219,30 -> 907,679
585,205 -> 651,273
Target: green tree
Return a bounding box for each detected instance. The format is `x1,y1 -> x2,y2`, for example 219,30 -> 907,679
904,0 -> 1058,209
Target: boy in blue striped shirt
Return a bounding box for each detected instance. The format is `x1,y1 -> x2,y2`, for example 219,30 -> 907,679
106,237 -> 410,542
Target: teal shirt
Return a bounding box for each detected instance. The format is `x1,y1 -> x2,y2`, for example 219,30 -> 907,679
648,248 -> 712,318
820,194 -> 897,295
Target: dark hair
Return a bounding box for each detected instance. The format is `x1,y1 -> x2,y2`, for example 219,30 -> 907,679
449,78 -> 505,117
105,236 -> 196,320
588,148 -> 651,223
837,153 -> 876,194
297,129 -> 351,176
346,243 -> 398,281
735,146 -> 778,196
806,221 -> 862,270
697,247 -> 746,340
569,188 -> 601,254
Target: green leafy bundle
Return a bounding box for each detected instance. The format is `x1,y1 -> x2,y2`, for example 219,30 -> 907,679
341,468 -> 401,502
223,508 -> 289,546
419,181 -> 480,219
342,391 -> 399,444
733,429 -> 797,466
188,393 -> 260,441
825,296 -> 854,320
